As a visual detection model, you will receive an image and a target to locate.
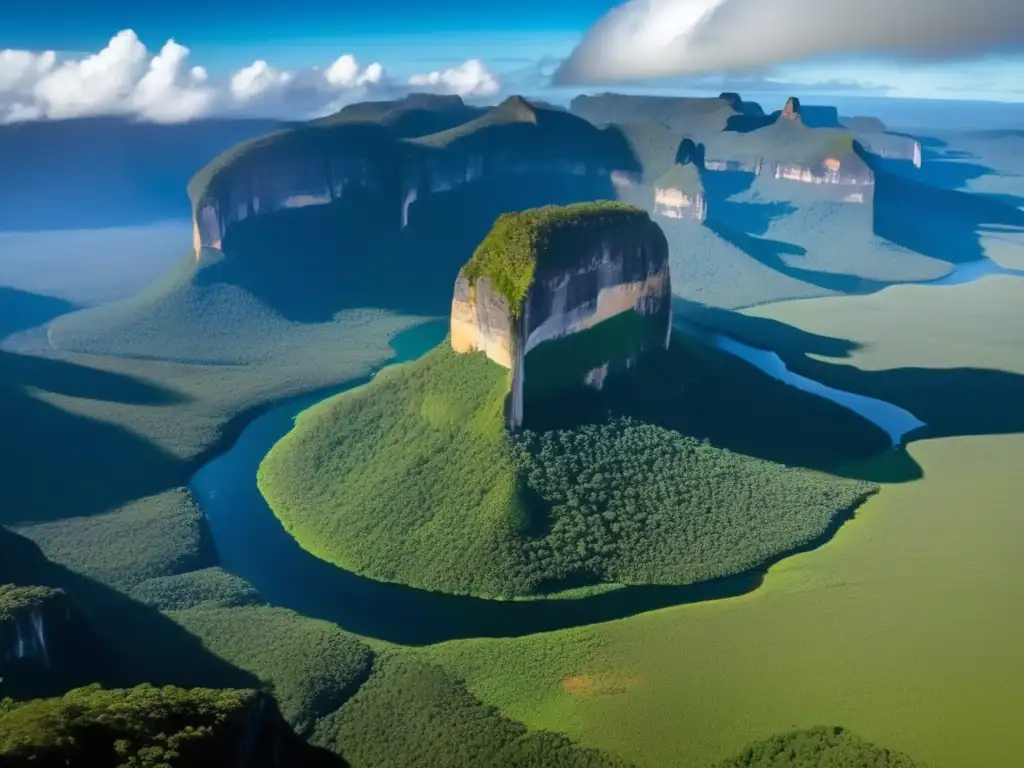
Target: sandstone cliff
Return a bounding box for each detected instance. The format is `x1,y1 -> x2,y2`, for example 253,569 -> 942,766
451,202 -> 671,430
0,585 -> 95,700
701,105 -> 876,204
653,163 -> 707,221
188,97 -> 639,260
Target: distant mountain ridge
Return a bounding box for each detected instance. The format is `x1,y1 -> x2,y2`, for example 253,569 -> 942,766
47,89 -> 1024,362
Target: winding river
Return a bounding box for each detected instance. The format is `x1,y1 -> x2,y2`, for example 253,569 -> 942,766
192,258 -> 1019,644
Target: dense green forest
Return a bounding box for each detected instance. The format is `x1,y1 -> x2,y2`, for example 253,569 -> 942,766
313,656 -> 629,768
711,726 -> 924,767
259,334 -> 881,598
0,684 -> 343,767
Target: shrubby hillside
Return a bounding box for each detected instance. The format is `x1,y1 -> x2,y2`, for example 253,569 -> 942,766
259,334 -> 884,598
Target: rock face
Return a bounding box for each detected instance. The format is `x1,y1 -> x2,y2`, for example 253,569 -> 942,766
781,96 -> 802,121
653,163 -> 707,221
451,202 -> 671,430
188,98 -> 639,260
0,585 -> 93,699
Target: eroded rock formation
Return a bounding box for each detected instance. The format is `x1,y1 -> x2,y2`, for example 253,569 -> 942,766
451,202 -> 671,429
653,163 -> 707,221
188,98 -> 639,260
0,585 -> 94,699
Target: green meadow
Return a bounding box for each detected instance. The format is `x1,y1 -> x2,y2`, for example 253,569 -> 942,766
414,276 -> 1024,768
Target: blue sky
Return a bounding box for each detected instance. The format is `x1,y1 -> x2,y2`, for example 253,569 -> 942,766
2,0 -> 1023,118
2,0 -> 601,73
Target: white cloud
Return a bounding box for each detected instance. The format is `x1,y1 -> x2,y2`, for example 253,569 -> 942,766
325,54 -> 383,87
229,60 -> 294,101
131,40 -> 215,122
409,59 -> 501,96
33,29 -> 149,119
0,29 -> 500,124
555,0 -> 1024,84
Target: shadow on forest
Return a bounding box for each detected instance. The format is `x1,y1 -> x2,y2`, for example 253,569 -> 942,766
677,298 -> 1024,451
0,287 -> 77,340
0,288 -> 189,524
666,129 -> 1024,294
865,139 -> 1024,265
0,526 -> 261,699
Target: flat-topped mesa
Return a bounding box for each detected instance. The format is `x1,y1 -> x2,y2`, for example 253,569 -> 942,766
451,202 -> 671,430
187,95 -> 641,260
0,585 -> 94,699
653,163 -> 707,221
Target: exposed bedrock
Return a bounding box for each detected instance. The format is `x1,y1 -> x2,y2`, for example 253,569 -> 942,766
189,113 -> 640,259
451,203 -> 671,430
0,586 -> 97,700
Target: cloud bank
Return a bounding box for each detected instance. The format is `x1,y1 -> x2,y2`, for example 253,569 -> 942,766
0,29 -> 502,123
554,0 -> 1024,84
408,59 -> 500,96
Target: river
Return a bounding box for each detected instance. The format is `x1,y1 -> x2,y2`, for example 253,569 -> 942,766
192,257 -> 1020,644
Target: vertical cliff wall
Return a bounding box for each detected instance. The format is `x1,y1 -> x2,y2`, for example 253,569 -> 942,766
652,163 -> 707,221
451,202 -> 671,430
0,585 -> 92,700
187,99 -> 641,262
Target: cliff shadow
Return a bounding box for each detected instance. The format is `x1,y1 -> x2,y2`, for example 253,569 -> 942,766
0,286 -> 78,341
703,221 -> 897,296
0,346 -> 189,525
697,156 -> 800,239
519,322 -> 893,478
210,173 -> 622,323
677,300 -> 1024,453
0,526 -> 261,696
865,142 -> 1024,265
871,137 -> 999,192
723,114 -> 776,133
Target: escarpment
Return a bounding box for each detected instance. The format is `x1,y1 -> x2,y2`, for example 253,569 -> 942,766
451,202 -> 671,430
653,162 -> 706,221
0,585 -> 97,700
188,97 -> 640,259
0,685 -> 346,767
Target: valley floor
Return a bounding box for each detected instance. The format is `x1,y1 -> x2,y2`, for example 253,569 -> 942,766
4,250 -> 1023,768
416,275 -> 1024,768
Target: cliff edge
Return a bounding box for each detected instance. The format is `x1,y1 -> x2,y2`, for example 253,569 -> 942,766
450,202 -> 671,429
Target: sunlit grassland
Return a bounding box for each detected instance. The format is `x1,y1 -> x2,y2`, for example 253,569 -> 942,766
415,275 -> 1024,768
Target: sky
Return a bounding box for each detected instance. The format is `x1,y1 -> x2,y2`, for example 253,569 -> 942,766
2,0 -> 1023,124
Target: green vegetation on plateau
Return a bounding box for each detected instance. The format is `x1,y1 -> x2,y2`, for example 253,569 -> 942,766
0,585 -> 60,620
460,202 -> 650,318
0,684 -> 340,767
711,726 -> 923,767
259,333 -> 881,598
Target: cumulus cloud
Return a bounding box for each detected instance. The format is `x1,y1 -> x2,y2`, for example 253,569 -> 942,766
554,0 -> 1024,84
0,29 -> 500,123
229,60 -> 294,101
408,59 -> 501,96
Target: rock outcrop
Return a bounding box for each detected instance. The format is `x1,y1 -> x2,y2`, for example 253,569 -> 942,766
451,202 -> 671,430
570,92 -> 765,138
780,96 -> 802,121
0,684 -> 346,767
653,163 -> 707,221
0,585 -> 97,699
188,97 -> 639,260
